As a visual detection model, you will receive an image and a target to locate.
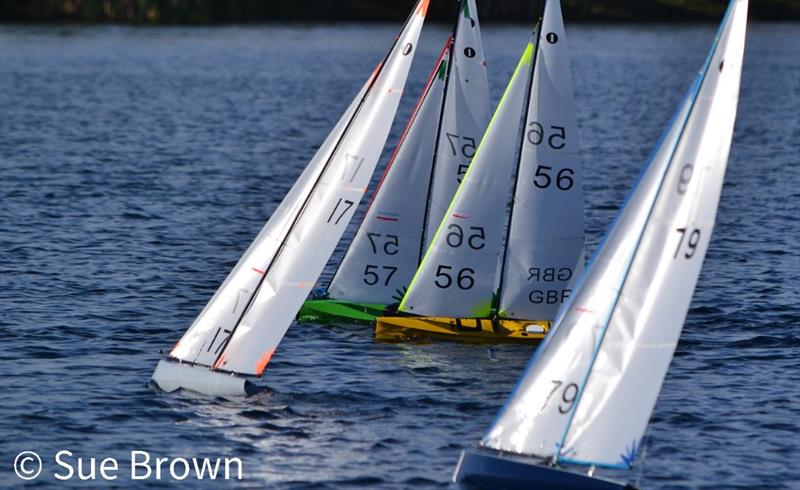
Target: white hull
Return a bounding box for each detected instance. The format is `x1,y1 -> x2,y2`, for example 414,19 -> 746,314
151,360 -> 256,397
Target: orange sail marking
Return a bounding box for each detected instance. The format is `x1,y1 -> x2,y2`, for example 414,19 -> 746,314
255,349 -> 276,375
416,0 -> 430,16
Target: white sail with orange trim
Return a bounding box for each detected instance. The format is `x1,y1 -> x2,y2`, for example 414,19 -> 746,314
152,0 -> 429,395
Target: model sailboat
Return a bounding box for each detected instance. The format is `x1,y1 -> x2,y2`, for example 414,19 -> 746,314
454,0 -> 747,487
377,0 -> 584,343
151,0 -> 429,396
297,0 -> 490,324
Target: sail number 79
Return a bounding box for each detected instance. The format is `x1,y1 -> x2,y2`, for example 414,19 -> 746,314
541,380 -> 579,414
673,227 -> 702,259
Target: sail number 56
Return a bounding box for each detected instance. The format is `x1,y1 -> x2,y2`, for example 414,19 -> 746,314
446,224 -> 485,249
434,265 -> 475,290
527,122 -> 566,150
533,165 -> 574,191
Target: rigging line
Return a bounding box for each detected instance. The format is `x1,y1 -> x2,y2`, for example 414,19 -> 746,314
326,36 -> 452,293
417,0 -> 463,264
552,0 -> 736,464
493,12 -> 545,318
208,1 -> 424,371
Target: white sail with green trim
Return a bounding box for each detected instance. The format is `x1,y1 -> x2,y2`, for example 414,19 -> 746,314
399,39 -> 535,318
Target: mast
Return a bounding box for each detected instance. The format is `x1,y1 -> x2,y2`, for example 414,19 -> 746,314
418,0 -> 462,263
493,2 -> 547,317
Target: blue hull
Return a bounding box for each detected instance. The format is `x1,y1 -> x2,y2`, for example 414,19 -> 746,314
453,449 -> 632,490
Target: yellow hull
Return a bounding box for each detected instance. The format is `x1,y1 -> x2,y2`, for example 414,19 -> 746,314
374,316 -> 549,344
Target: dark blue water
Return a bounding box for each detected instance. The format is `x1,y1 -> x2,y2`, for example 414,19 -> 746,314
1,21 -> 798,489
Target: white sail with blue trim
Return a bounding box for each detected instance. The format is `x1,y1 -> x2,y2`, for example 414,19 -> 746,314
480,0 -> 747,470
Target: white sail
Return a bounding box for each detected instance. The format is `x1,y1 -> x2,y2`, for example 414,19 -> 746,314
498,0 -> 584,321
423,0 -> 490,249
326,42 -> 450,304
399,40 -> 535,318
482,0 -> 747,469
166,73 -> 372,368
166,1 -> 429,376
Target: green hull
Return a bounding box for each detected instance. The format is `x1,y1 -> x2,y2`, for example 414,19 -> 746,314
297,299 -> 388,324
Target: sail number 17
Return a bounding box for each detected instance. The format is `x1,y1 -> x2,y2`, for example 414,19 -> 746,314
327,198 -> 355,226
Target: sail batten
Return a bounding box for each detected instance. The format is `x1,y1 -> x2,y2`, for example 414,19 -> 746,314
480,0 -> 748,469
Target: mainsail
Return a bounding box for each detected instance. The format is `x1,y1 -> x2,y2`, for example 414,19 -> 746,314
481,0 -> 747,469
155,0 -> 429,388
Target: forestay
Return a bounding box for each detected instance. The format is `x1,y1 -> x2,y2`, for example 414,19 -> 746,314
482,0 -> 747,468
498,0 -> 584,321
327,42 -> 450,305
167,0 -> 428,376
423,0 -> 490,248
400,40 -> 535,318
